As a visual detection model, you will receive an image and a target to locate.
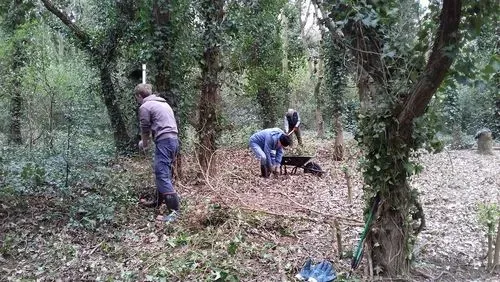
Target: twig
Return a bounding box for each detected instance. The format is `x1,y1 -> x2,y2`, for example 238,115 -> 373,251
239,206 -> 320,222
273,190 -> 363,224
88,241 -> 103,256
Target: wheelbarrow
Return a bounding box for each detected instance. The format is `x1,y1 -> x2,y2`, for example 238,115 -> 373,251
280,156 -> 324,176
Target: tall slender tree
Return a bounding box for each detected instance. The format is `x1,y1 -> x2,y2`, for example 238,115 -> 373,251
236,0 -> 288,128
141,0 -> 196,177
40,0 -> 136,154
196,0 -> 225,175
1,0 -> 35,145
322,34 -> 347,160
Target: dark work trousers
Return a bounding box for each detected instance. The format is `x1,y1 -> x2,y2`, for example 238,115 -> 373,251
288,126 -> 303,146
154,137 -> 180,211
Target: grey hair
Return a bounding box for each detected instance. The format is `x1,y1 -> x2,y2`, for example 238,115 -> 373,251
134,83 -> 153,98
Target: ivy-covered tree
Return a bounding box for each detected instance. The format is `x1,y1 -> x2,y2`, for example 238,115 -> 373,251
313,0 -> 463,276
322,33 -> 347,160
0,0 -> 36,145
128,0 -> 198,177
41,0 -> 136,154
196,0 -> 225,175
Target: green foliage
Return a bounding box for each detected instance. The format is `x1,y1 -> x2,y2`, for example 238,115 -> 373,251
69,193 -> 115,230
436,0 -> 499,136
321,32 -> 348,126
20,162 -> 46,190
227,0 -> 290,128
478,203 -> 500,235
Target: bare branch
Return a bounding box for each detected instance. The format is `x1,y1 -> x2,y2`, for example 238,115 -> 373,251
40,0 -> 91,49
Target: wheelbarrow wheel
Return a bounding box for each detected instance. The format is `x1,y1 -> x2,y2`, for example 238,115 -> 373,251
304,162 -> 323,176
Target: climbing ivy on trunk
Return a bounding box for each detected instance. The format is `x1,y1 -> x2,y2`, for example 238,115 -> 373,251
313,0 -> 462,276
41,0 -> 136,154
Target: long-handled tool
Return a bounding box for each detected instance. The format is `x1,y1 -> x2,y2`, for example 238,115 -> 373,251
348,192 -> 381,278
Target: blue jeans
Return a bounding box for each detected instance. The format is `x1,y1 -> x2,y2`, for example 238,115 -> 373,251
249,142 -> 275,166
154,138 -> 179,194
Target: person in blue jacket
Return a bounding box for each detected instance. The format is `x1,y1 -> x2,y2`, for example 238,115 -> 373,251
249,128 -> 291,178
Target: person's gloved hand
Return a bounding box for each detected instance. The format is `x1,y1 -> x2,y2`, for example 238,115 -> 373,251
295,258 -> 314,281
271,165 -> 279,176
138,140 -> 148,151
307,260 -> 336,282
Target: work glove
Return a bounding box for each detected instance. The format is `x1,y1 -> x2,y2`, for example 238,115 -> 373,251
308,260 -> 336,282
138,140 -> 149,151
296,258 -> 314,281
271,165 -> 279,176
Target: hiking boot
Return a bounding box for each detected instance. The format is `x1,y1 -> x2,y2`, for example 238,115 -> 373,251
260,165 -> 268,178
140,198 -> 160,208
157,210 -> 180,223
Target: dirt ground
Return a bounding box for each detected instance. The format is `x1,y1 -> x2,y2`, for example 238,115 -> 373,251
1,138 -> 499,281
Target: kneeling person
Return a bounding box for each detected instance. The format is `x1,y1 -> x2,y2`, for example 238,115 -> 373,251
249,128 -> 291,177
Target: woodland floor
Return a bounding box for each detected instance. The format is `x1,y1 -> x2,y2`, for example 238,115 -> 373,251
1,137 -> 499,281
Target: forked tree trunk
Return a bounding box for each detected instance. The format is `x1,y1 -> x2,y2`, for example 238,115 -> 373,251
312,0 -> 461,276
41,0 -> 135,155
197,0 -> 224,176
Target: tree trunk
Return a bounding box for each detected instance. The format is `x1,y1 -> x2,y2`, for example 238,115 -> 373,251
151,0 -> 184,179
357,70 -> 373,114
99,65 -> 131,153
8,31 -> 25,145
333,114 -> 344,161
493,218 -> 500,269
258,88 -> 276,129
197,0 -> 224,176
9,81 -> 23,145
488,223 -> 494,269
367,188 -> 412,276
314,76 -> 324,138
281,12 -> 289,78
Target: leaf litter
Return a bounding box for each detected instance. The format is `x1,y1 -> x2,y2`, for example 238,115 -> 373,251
0,138 -> 499,281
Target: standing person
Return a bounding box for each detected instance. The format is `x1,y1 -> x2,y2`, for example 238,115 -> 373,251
135,83 -> 180,223
284,108 -> 302,146
249,128 -> 291,178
